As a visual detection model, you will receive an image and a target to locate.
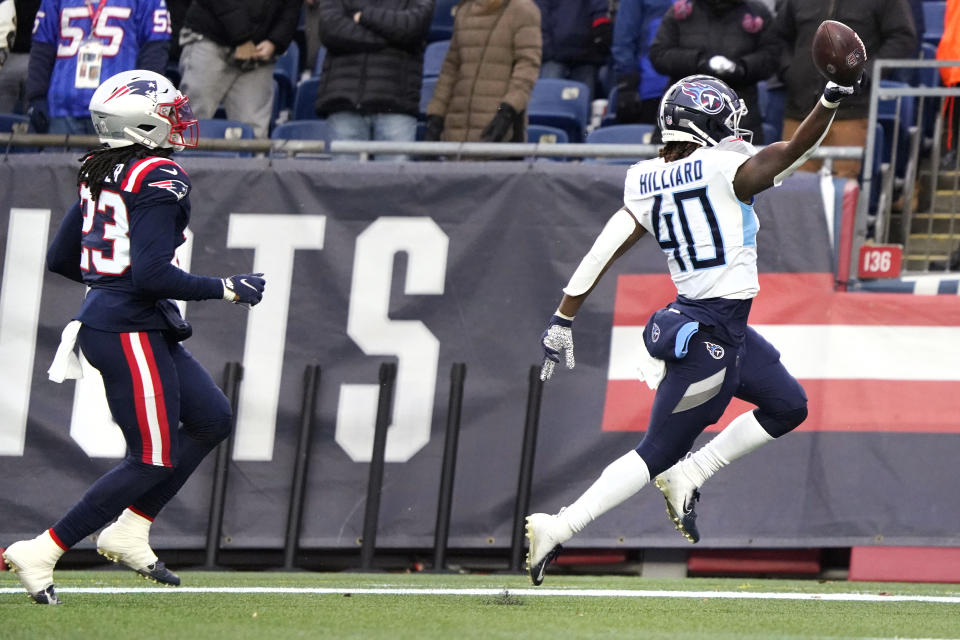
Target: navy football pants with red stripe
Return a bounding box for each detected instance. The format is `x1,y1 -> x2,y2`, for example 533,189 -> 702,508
51,326 -> 232,549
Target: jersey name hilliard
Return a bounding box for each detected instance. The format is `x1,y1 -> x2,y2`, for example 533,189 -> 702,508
635,159 -> 703,196
624,139 -> 760,301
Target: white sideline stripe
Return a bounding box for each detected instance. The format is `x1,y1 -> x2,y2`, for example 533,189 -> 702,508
2,586 -> 960,603
608,325 -> 960,381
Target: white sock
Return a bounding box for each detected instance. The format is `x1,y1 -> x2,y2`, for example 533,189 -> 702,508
558,450 -> 651,535
37,530 -> 67,564
117,508 -> 153,538
681,410 -> 774,487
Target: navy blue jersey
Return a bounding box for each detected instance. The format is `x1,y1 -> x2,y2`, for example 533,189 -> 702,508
47,155 -> 223,332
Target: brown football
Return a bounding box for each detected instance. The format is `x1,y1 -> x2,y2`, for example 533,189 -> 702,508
811,20 -> 867,85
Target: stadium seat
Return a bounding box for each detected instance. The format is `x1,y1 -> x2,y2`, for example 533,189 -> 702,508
423,40 -> 449,78
293,77 -> 322,120
270,119 -> 331,158
274,40 -> 300,112
527,124 -> 569,144
181,119 -> 256,157
420,76 -> 437,117
584,124 -> 655,164
313,46 -> 327,78
762,122 -> 778,146
761,84 -> 785,142
922,1 -> 945,45
428,0 -> 458,42
527,78 -> 591,143
877,80 -> 916,175
0,113 -> 33,153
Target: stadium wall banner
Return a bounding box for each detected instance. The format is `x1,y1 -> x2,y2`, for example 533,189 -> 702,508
1,155 -> 959,551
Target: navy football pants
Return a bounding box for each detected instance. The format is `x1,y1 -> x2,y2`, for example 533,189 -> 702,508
52,326 -> 232,548
635,325 -> 807,477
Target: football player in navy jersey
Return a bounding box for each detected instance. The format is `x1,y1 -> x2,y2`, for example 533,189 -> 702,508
2,69 -> 265,605
525,72 -> 860,585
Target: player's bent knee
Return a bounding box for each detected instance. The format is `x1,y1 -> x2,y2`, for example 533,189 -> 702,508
185,415 -> 233,445
756,404 -> 808,438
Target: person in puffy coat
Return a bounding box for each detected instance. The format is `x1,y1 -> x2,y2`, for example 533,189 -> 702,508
314,0 -> 434,161
424,0 -> 541,143
648,0 -> 779,143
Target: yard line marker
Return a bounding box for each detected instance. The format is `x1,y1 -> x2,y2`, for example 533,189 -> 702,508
2,586 -> 960,603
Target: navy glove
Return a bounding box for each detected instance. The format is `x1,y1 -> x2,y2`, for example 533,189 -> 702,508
423,114 -> 444,141
615,73 -> 642,124
481,102 -> 517,142
28,99 -> 49,133
822,74 -> 863,107
540,314 -> 575,381
222,272 -> 266,307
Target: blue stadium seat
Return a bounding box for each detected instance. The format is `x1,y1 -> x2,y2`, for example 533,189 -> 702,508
420,76 -> 437,116
270,119 -> 331,158
922,1 -> 945,45
313,46 -> 327,78
528,124 -> 569,144
877,80 -> 916,175
273,40 -> 300,111
293,77 -> 322,120
761,83 -> 785,142
527,78 -> 591,143
0,113 -> 34,153
423,40 -> 449,78
762,122 -> 778,146
429,0 -> 458,42
585,124 -> 655,164
181,119 -> 255,157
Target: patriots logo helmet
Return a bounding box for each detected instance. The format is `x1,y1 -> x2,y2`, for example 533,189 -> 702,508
88,70 -> 199,150
659,74 -> 750,146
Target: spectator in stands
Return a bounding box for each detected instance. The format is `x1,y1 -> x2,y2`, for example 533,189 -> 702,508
424,0 -> 542,144
936,0 -> 959,168
533,0 -> 611,103
178,1 -> 301,138
776,0 -> 916,179
0,0 -> 18,105
648,0 -> 779,144
313,0 -> 433,162
26,0 -> 171,135
303,0 -> 323,76
610,0 -> 672,125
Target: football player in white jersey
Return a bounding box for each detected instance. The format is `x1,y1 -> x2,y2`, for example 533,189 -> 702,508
525,73 -> 859,585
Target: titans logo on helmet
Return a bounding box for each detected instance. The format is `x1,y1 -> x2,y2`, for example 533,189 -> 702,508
147,179 -> 189,200
681,83 -> 724,114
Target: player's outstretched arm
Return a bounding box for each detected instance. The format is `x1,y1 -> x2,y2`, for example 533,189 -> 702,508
540,207 -> 646,381
733,80 -> 858,201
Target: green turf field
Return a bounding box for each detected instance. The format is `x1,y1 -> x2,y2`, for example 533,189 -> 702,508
3,570 -> 960,639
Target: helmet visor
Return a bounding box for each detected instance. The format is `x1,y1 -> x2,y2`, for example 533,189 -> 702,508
160,95 -> 199,148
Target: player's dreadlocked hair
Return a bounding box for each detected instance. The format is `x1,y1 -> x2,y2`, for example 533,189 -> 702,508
658,141 -> 701,163
78,144 -> 174,201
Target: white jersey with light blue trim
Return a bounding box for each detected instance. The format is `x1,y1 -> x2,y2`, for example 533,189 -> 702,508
624,139 -> 760,300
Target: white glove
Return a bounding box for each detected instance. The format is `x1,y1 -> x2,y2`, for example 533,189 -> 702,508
708,55 -> 737,75
540,315 -> 575,381
821,80 -> 857,108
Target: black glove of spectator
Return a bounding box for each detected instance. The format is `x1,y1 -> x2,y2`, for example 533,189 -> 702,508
423,115 -> 444,142
28,99 -> 49,133
615,73 -> 642,124
481,102 -> 517,142
590,17 -> 613,58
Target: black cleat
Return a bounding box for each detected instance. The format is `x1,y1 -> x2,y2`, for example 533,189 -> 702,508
135,561 -> 180,586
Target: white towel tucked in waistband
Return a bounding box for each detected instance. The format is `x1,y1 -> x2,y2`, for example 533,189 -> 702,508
47,320 -> 83,383
636,342 -> 666,390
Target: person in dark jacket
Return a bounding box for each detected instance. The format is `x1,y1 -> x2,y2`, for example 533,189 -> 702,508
649,0 -> 779,143
777,0 -> 916,178
314,0 -> 433,161
534,0 -> 611,102
178,0 -> 301,138
611,0 -> 672,124
0,0 -> 39,114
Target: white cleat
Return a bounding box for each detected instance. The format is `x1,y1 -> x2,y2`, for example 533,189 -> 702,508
3,538 -> 61,604
97,515 -> 180,586
654,463 -> 701,543
524,512 -> 571,586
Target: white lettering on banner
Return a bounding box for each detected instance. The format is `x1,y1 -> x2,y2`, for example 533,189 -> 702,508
0,209 -> 50,455
67,230 -> 193,458
228,214 -> 326,461
336,218 -> 448,462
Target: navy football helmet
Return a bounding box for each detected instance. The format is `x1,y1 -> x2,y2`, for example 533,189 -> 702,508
658,74 -> 751,146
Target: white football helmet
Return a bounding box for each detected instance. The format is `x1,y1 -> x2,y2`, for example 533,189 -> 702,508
88,69 -> 199,150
